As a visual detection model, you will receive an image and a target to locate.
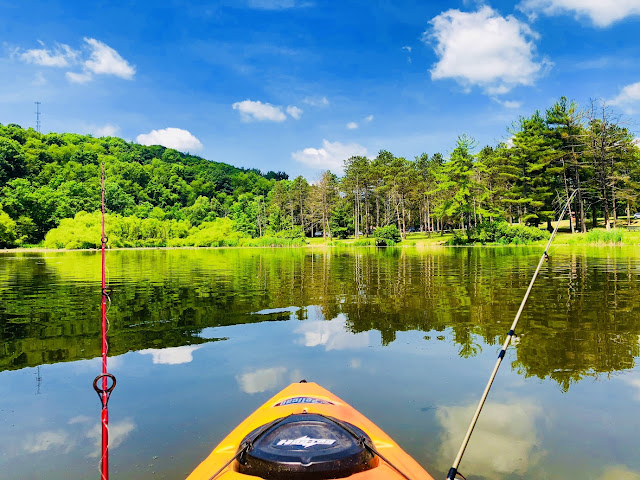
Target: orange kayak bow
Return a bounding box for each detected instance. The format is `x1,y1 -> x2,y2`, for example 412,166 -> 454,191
188,381 -> 433,480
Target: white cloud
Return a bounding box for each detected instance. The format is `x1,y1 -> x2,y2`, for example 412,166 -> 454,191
14,38 -> 134,83
236,367 -> 303,394
437,399 -> 544,478
425,6 -> 548,95
493,97 -> 522,109
286,105 -> 303,119
19,43 -> 78,67
347,122 -> 358,130
303,96 -> 330,107
82,38 -> 135,79
32,72 -> 47,86
91,124 -> 120,137
518,0 -> 640,27
291,139 -> 368,173
137,127 -> 203,152
232,99 -> 287,122
68,416 -> 91,425
402,46 -> 413,63
364,115 -> 374,122
66,71 -> 93,83
295,315 -> 371,351
138,345 -> 203,364
247,0 -> 311,9
609,82 -> 640,109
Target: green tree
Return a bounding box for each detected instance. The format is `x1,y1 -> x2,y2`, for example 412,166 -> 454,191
507,112 -> 556,228
438,135 -> 482,235
0,137 -> 26,187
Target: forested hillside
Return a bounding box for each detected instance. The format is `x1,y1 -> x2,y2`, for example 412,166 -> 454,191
1,96 -> 639,249
0,123 -> 287,247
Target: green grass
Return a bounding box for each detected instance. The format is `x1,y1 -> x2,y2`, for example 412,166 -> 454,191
305,231 -> 453,247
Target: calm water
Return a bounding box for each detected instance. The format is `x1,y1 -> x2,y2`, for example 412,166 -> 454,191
1,246 -> 640,480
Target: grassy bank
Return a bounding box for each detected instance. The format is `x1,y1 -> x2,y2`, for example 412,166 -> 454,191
6,224 -> 640,252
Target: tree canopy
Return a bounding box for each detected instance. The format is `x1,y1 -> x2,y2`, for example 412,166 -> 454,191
1,96 -> 639,248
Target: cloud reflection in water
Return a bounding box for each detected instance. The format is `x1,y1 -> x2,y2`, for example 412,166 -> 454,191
436,399 -> 544,478
139,345 -> 203,364
295,315 -> 370,351
236,367 -> 303,394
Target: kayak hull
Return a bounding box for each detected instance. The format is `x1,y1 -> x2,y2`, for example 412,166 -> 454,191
187,382 -> 433,480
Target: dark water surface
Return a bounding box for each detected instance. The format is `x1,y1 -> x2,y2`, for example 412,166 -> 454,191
1,246 -> 640,479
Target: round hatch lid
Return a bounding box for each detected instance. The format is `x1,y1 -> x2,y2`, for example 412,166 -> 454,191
236,413 -> 377,479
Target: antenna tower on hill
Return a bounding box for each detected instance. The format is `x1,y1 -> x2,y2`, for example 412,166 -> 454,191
35,101 -> 41,133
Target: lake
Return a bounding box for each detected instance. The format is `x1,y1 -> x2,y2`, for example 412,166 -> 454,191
1,246 -> 639,479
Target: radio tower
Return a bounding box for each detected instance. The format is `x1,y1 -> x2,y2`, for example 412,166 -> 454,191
35,101 -> 41,133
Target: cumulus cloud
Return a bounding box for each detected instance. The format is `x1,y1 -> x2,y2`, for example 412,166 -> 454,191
246,0 -> 311,9
233,99 -> 287,122
66,71 -> 93,83
303,96 -> 330,107
402,45 -> 413,63
609,81 -> 640,109
518,0 -> 640,27
493,98 -> 522,109
286,105 -> 303,119
91,124 -> 120,137
32,72 -> 47,86
346,122 -> 358,130
295,315 -> 371,351
137,127 -> 203,152
15,38 -> 135,83
425,6 -> 548,95
82,38 -> 135,79
19,42 -> 78,67
364,115 -> 374,122
291,139 -> 368,173
437,399 -> 544,477
138,345 -> 203,365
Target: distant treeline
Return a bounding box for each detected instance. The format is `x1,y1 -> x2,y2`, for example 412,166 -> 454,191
1,96 -> 639,248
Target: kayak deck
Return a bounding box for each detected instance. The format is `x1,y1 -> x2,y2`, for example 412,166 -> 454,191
187,381 -> 433,480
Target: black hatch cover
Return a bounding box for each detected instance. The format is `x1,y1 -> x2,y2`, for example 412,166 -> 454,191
236,413 -> 377,479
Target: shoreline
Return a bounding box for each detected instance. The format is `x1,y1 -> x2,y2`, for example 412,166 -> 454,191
2,239 -> 639,254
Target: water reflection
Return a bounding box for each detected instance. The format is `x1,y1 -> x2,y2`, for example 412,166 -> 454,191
236,367 -> 303,394
86,418 -> 136,457
22,430 -> 72,454
7,414 -> 135,462
619,372 -> 640,401
598,466 -> 640,480
436,400 -> 543,478
1,247 -> 640,391
295,314 -> 371,350
139,345 -> 203,364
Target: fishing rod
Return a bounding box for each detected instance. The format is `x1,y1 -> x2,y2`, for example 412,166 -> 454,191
93,163 -> 116,480
446,189 -> 578,480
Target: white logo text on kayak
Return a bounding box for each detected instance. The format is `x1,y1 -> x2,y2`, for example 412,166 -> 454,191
276,436 -> 336,448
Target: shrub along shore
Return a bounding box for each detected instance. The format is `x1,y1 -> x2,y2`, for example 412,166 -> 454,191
29,211 -> 640,250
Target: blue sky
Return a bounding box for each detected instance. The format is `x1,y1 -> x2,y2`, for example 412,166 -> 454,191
2,0 -> 640,180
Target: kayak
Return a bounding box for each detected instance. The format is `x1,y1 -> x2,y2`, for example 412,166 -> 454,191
187,381 -> 434,480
